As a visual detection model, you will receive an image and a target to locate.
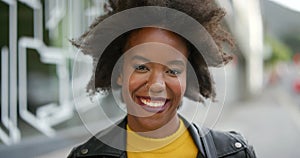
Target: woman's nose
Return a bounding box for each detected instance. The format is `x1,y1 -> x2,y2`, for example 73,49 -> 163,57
147,72 -> 166,93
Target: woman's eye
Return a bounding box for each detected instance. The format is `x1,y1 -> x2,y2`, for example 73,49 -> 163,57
167,69 -> 182,76
133,65 -> 149,72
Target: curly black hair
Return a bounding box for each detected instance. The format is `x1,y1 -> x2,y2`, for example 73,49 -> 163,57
71,0 -> 234,102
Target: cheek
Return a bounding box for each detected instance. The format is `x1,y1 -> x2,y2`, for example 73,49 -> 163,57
168,76 -> 187,97
180,73 -> 187,93
127,73 -> 147,93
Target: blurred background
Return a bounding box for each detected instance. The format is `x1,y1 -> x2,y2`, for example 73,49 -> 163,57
0,0 -> 300,157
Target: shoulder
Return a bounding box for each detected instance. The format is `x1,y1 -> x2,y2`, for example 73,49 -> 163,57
183,115 -> 256,158
67,132 -> 113,158
67,118 -> 127,158
208,129 -> 256,158
67,136 -> 100,158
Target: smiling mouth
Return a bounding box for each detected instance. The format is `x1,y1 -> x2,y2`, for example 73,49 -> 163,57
137,97 -> 170,113
140,97 -> 166,107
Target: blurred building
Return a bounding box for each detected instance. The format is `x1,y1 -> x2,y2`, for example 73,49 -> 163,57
0,0 -> 299,157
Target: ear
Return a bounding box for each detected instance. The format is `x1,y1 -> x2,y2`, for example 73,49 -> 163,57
117,74 -> 123,86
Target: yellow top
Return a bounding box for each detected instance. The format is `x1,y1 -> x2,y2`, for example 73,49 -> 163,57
126,119 -> 198,158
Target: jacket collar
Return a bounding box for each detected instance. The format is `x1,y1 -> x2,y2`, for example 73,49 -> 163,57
76,115 -> 205,157
75,118 -> 127,157
181,116 -> 206,158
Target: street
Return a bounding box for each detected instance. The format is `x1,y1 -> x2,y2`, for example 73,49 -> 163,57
215,85 -> 300,157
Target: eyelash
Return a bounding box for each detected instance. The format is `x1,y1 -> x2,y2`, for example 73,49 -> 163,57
133,64 -> 182,76
167,69 -> 182,76
133,64 -> 149,72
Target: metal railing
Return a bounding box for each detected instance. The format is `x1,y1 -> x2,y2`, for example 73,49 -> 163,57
0,0 -> 107,145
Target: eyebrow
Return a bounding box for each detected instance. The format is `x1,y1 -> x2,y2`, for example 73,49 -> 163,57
131,55 -> 150,62
131,55 -> 186,66
167,60 -> 186,67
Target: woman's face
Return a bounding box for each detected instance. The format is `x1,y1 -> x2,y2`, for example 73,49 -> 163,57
117,28 -> 188,132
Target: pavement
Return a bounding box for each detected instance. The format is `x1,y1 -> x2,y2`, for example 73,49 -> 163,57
215,85 -> 300,158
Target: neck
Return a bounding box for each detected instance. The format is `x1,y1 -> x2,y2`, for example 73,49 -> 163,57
127,114 -> 180,138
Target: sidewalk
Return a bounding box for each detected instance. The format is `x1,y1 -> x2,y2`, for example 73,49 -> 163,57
215,86 -> 300,158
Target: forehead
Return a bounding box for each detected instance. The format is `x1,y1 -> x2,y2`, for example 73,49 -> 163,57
124,27 -> 188,58
124,43 -> 188,66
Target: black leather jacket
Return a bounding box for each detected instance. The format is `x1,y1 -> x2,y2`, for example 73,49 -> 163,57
68,117 -> 256,158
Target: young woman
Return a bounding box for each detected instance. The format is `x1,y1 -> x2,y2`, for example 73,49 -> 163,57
68,0 -> 256,157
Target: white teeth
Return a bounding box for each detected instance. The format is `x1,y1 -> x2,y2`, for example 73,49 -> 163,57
140,98 -> 165,107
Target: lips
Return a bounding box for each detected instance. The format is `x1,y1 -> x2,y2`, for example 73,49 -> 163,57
137,96 -> 170,113
140,97 -> 166,107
